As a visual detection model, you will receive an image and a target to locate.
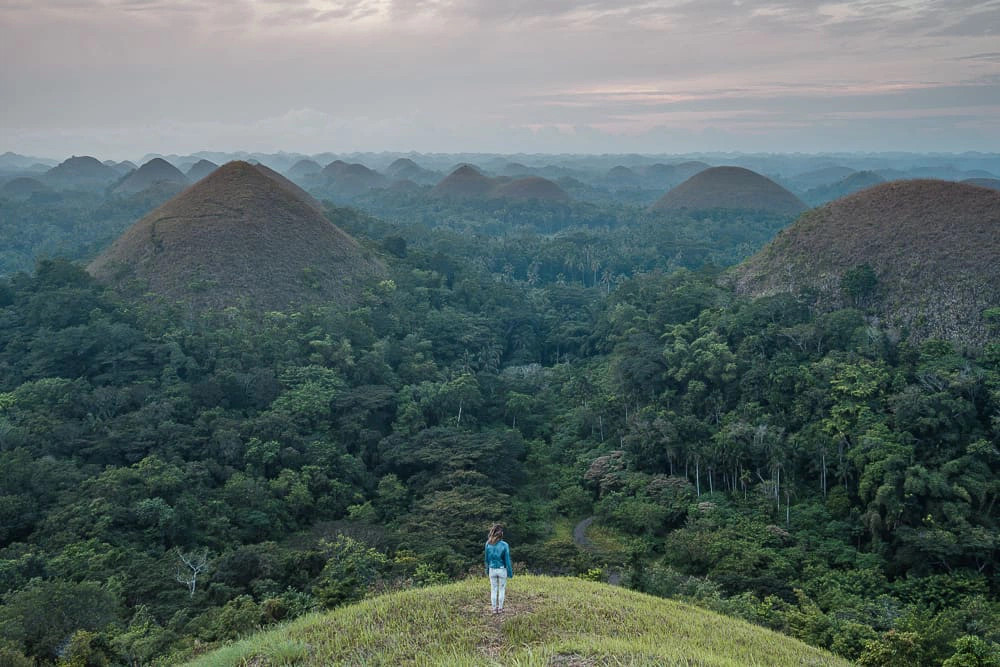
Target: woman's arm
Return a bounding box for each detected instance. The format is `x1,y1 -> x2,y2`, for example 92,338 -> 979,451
504,543 -> 513,578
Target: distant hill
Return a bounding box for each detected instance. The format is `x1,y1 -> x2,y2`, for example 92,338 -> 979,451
493,176 -> 571,202
42,156 -> 119,189
113,158 -> 189,194
731,179 -> 1000,347
88,161 -> 385,312
651,166 -> 808,215
790,166 -> 856,190
384,158 -> 440,184
287,159 -> 322,180
109,160 -> 138,175
640,161 -> 710,188
432,164 -> 496,198
0,152 -> 58,170
432,166 -> 570,202
1,177 -> 52,200
963,178 -> 1000,191
321,160 -> 388,197
186,159 -> 219,182
606,165 -> 640,186
803,170 -> 885,206
182,576 -> 847,667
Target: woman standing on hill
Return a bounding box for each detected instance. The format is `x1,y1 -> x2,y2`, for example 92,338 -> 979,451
485,524 -> 513,614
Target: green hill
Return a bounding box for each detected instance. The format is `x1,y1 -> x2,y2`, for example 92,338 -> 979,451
183,576 -> 847,666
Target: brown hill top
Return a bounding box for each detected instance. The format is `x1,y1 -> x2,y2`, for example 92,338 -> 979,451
651,166 -> 807,215
431,165 -> 495,198
730,179 -> 1000,347
114,158 -> 189,194
88,161 -> 385,312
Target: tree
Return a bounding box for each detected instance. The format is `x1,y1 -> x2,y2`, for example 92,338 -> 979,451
175,549 -> 211,598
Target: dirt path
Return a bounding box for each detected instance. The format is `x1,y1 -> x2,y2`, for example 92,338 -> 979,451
572,516 -> 622,586
573,516 -> 596,550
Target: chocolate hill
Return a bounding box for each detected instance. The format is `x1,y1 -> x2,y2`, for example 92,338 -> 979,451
730,180 -> 1000,347
432,166 -> 570,202
431,165 -> 496,198
114,158 -> 189,194
651,166 -> 807,215
287,159 -> 322,180
606,165 -> 640,186
493,176 -> 570,202
88,161 -> 385,312
385,158 -> 439,185
186,159 -> 219,182
1,177 -> 52,200
322,160 -> 387,196
43,156 -> 119,189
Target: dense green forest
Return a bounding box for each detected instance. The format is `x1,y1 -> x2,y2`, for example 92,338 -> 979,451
0,189 -> 998,666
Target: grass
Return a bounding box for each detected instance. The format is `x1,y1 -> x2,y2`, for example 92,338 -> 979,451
183,576 -> 848,666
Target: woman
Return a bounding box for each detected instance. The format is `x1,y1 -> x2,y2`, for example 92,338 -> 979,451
484,524 -> 513,614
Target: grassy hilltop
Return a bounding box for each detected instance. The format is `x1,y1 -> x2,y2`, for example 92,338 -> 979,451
184,576 -> 847,666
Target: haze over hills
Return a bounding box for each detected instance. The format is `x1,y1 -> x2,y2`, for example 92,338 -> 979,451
87,160 -> 385,311
0,176 -> 52,200
964,177 -> 1000,191
731,179 -> 1000,347
650,166 -> 808,215
803,170 -> 885,206
113,157 -> 189,195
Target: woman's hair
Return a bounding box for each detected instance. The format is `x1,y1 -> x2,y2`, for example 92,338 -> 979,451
487,524 -> 504,545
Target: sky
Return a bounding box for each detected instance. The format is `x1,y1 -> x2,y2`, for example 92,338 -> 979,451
2,0 -> 1000,159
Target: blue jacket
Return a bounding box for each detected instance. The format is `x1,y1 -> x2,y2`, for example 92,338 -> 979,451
485,540 -> 513,577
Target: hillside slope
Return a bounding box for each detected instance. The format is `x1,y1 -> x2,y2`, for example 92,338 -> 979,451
731,179 -> 1000,346
183,576 -> 847,666
651,166 -> 807,215
88,161 -> 385,311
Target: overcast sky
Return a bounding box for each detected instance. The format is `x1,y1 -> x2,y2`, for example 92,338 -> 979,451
3,0 -> 1000,159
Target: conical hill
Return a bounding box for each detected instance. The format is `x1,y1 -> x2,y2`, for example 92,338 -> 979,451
88,161 -> 385,311
431,165 -> 495,198
114,158 -> 188,194
493,176 -> 570,202
730,179 -> 1000,347
651,166 -> 807,215
432,166 -> 570,201
186,159 -> 219,182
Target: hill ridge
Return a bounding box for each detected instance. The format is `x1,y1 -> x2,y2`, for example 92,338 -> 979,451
183,576 -> 847,666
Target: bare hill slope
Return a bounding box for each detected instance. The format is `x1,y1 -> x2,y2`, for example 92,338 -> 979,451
88,161 -> 385,311
651,166 -> 807,215
731,179 -> 1000,346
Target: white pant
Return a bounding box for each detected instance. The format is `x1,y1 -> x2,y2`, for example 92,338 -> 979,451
489,568 -> 508,609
